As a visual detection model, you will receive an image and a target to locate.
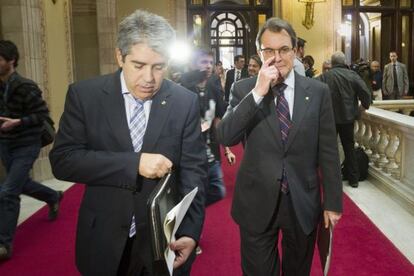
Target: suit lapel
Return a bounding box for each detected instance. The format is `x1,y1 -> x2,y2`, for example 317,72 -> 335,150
141,80 -> 173,152
100,70 -> 134,151
285,74 -> 311,151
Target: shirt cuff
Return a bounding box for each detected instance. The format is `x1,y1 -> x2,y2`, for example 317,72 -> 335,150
251,89 -> 264,105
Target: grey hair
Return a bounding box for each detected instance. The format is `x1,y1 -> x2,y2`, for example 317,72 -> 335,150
117,10 -> 175,60
256,17 -> 297,50
331,51 -> 346,66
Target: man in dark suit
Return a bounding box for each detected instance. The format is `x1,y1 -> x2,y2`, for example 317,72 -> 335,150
217,17 -> 342,275
49,10 -> 206,276
224,55 -> 248,102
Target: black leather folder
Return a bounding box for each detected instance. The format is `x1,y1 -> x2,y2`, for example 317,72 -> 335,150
147,172 -> 178,262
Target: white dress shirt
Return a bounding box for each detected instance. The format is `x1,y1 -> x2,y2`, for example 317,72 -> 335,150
252,69 -> 295,117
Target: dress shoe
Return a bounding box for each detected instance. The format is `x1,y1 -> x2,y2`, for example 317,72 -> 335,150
48,191 -> 63,220
0,245 -> 11,261
349,182 -> 359,188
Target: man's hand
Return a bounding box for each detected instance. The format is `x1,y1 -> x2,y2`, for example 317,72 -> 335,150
0,117 -> 21,132
224,147 -> 236,165
138,153 -> 172,179
323,210 -> 342,228
254,56 -> 281,97
170,236 -> 196,269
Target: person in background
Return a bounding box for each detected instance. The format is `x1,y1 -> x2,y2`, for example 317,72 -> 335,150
247,55 -> 262,77
383,51 -> 409,100
214,61 -> 226,91
293,37 -> 306,76
218,17 -> 342,275
370,60 -> 383,100
181,48 -> 236,207
224,55 -> 248,102
50,10 -> 206,275
322,59 -> 332,74
317,51 -> 371,188
0,40 -> 63,261
302,55 -> 315,78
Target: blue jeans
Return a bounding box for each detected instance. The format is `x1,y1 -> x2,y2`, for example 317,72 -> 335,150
0,142 -> 58,248
205,161 -> 226,206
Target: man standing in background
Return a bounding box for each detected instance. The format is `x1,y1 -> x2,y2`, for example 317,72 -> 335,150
293,37 -> 306,76
224,55 -> 248,102
383,51 -> 409,100
370,60 -> 383,100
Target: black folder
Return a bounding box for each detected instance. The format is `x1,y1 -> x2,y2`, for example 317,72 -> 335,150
147,173 -> 178,262
317,223 -> 333,276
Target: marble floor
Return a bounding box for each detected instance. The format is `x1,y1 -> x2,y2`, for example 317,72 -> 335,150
17,178 -> 414,264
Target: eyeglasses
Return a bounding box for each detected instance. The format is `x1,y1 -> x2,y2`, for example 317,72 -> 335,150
260,46 -> 293,57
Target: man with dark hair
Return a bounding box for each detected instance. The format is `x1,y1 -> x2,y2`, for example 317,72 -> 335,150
218,17 -> 342,275
224,54 -> 248,102
293,37 -> 306,76
383,51 -> 409,100
317,51 -> 371,188
181,48 -> 235,207
50,10 -> 206,275
0,40 -> 63,260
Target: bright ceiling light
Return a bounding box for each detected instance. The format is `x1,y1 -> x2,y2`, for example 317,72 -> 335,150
169,41 -> 191,64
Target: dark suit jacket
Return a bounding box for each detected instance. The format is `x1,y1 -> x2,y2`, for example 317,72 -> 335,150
224,68 -> 249,102
49,70 -> 207,276
217,73 -> 342,235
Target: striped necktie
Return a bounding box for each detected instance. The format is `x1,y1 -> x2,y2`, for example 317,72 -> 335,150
274,83 -> 291,194
129,98 -> 146,237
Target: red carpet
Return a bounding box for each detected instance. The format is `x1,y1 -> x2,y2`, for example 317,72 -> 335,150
0,145 -> 413,275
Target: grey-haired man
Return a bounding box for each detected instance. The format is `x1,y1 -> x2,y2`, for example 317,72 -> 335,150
50,10 -> 206,276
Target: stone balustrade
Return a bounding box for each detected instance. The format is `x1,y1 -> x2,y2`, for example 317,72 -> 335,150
356,106 -> 414,214
373,100 -> 414,116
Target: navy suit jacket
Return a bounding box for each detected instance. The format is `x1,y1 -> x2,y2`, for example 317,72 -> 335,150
50,70 -> 207,275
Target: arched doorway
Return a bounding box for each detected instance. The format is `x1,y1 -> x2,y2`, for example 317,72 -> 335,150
187,0 -> 272,68
210,12 -> 247,69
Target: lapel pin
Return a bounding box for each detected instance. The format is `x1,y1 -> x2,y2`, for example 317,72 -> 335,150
305,96 -> 309,101
161,100 -> 167,105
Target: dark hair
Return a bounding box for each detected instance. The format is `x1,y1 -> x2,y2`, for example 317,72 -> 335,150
302,55 -> 314,67
249,55 -> 262,67
0,40 -> 19,67
234,55 -> 244,63
192,47 -> 214,64
297,37 -> 306,49
256,17 -> 297,50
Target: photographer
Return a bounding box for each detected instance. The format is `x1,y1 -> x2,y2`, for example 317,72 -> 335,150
181,48 -> 235,207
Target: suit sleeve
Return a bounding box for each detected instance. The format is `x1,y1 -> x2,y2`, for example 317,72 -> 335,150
354,75 -> 372,109
382,65 -> 390,95
318,85 -> 343,213
49,84 -> 140,189
402,65 -> 409,94
175,95 -> 207,242
217,82 -> 261,146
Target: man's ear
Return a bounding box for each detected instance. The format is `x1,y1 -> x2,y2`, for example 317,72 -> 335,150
115,48 -> 124,68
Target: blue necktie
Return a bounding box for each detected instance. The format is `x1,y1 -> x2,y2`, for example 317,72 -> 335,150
274,83 -> 290,194
128,98 -> 146,237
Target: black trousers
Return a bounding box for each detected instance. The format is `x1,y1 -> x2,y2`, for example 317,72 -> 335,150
117,227 -> 196,276
336,122 -> 359,184
239,193 -> 317,276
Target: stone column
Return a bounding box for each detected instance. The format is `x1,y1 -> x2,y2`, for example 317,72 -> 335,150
96,0 -> 117,74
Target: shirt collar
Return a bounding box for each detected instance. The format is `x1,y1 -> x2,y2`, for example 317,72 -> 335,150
283,69 -> 295,89
120,71 -> 130,95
